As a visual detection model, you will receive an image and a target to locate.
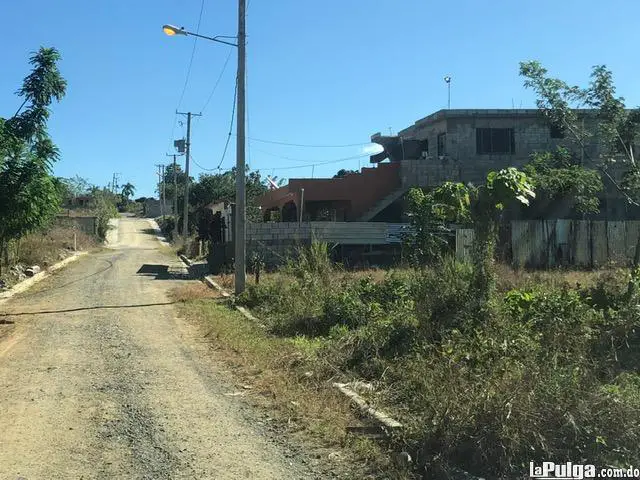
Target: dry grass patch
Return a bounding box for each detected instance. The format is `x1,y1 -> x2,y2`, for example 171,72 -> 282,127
171,282 -> 224,302
172,289 -> 389,478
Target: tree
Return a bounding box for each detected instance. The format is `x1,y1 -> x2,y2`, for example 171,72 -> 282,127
407,168 -> 535,304
159,163 -> 190,211
0,47 -> 67,272
333,169 -> 358,178
121,182 -> 135,202
522,147 -> 603,218
189,166 -> 269,225
520,61 -> 640,290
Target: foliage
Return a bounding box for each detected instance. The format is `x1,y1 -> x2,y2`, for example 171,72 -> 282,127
408,168 -> 534,303
0,47 -> 67,272
333,169 -> 358,178
404,188 -> 453,265
189,167 -> 268,223
523,147 -> 603,216
234,250 -> 640,477
158,215 -> 177,241
520,60 -> 640,284
120,182 -> 135,201
90,188 -> 118,240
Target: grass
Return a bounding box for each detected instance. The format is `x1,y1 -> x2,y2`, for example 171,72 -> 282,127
1,225 -> 98,287
176,239 -> 640,478
170,286 -> 396,479
229,242 -> 640,478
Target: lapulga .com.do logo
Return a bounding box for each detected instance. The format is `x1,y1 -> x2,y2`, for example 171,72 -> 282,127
530,462 -> 596,479
530,462 -> 640,479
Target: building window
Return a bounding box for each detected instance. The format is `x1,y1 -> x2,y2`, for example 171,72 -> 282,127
476,128 -> 515,154
437,133 -> 446,156
549,123 -> 565,139
422,139 -> 429,156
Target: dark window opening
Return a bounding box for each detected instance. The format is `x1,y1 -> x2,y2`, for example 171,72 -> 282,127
421,139 -> 429,156
549,123 -> 565,139
476,128 -> 515,154
437,133 -> 446,156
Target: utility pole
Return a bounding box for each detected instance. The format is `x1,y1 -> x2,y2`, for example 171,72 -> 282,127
235,0 -> 247,294
444,75 -> 452,109
155,164 -> 164,217
161,165 -> 166,217
176,111 -> 201,243
166,153 -> 181,240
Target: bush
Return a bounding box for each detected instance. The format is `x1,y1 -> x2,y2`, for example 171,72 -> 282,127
286,241 -> 335,281
158,215 -> 177,241
411,259 -> 475,342
235,253 -> 640,478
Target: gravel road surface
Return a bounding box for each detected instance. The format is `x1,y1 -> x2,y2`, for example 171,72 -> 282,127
0,217 -> 316,479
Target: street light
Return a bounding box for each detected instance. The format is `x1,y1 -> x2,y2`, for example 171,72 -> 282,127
163,0 -> 247,295
162,24 -> 238,47
162,24 -> 187,36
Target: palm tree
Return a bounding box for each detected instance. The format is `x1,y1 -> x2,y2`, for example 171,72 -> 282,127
121,182 -> 135,202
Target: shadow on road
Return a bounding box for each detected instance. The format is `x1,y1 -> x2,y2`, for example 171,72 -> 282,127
136,264 -> 191,280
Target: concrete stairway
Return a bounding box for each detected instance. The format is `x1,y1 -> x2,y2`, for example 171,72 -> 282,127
358,187 -> 408,222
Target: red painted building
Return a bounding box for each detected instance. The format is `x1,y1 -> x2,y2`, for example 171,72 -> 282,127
258,162 -> 403,222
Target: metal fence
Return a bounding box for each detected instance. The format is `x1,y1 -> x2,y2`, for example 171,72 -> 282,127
455,220 -> 640,268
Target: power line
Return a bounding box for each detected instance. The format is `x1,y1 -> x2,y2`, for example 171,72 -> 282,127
246,43 -> 252,170
190,153 -> 219,172
251,146 -> 366,164
201,48 -> 234,113
176,0 -> 206,112
215,77 -> 239,170
267,153 -> 371,171
244,137 -> 370,148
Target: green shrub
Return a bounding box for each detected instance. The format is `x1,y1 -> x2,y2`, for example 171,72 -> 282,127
158,215 -> 177,241
411,259 -> 475,342
286,241 -> 335,281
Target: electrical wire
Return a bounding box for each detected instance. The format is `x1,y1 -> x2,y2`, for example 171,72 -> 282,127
190,154 -> 219,172
215,78 -> 238,170
200,48 -> 234,113
267,153 -> 371,171
168,0 -> 204,153
246,44 -> 252,170
176,0 -> 206,112
244,137 -> 371,148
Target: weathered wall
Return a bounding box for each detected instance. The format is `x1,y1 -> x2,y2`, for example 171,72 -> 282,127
54,216 -> 97,236
245,222 -> 410,267
143,199 -> 173,218
399,109 -> 603,188
456,220 -> 640,268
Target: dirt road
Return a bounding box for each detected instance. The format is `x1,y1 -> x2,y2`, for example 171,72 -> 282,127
0,218 -> 315,479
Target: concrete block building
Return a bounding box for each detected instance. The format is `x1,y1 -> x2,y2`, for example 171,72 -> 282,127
258,108 -> 636,223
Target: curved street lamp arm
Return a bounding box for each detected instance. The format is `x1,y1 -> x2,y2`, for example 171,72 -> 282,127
186,30 -> 238,47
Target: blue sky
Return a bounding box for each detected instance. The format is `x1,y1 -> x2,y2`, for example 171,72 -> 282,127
2,0 -> 640,197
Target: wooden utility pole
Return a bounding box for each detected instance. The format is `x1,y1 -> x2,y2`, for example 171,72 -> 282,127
235,0 -> 247,294
176,111 -> 201,243
161,165 -> 166,217
166,153 -> 180,239
155,164 -> 164,217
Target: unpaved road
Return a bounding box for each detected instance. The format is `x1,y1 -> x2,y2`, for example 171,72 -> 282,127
0,217 -> 318,479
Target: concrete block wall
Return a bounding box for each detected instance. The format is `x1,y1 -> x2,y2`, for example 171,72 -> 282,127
55,216 -> 98,236
398,111 -> 606,188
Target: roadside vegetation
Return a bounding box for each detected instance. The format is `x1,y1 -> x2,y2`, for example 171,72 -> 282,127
174,62 -> 640,479
0,47 -> 127,287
